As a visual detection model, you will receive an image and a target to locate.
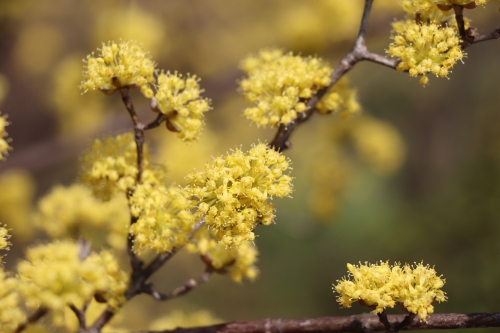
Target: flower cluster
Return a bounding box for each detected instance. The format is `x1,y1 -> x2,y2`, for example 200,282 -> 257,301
186,143 -> 293,247
0,269 -> 25,331
240,48 -> 332,127
434,0 -> 490,10
129,184 -> 196,254
0,113 -> 10,160
315,76 -> 360,118
401,0 -> 452,23
152,71 -> 211,141
387,21 -> 464,86
0,226 -> 10,264
34,184 -> 129,250
334,261 -> 447,321
188,228 -> 259,282
80,132 -> 164,200
17,241 -> 128,320
80,40 -> 156,95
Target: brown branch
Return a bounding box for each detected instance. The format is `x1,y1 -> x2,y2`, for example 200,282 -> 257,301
463,27 -> 500,48
69,303 -> 88,329
453,5 -> 466,39
142,268 -> 213,301
14,308 -> 49,333
145,113 -> 168,130
271,0 -> 399,152
122,312 -> 500,333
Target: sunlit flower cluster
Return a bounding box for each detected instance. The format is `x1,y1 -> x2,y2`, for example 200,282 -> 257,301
0,268 -> 25,331
315,76 -> 360,118
81,132 -> 164,200
188,228 -> 259,282
129,184 -> 196,254
80,40 -> 156,94
401,0 -> 452,22
186,143 -> 293,247
387,21 -> 464,86
152,71 -> 211,142
34,184 -> 129,250
334,261 -> 447,321
0,113 -> 10,160
17,241 -> 128,319
0,226 -> 10,264
240,48 -> 332,127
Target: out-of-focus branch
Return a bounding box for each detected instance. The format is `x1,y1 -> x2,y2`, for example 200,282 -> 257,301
124,312 -> 500,333
142,268 -> 213,301
14,308 -> 49,333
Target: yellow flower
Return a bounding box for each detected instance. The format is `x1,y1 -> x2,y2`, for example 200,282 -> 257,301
240,48 -> 332,127
0,112 -> 11,160
187,228 -> 259,282
434,0 -> 489,10
0,268 -> 26,331
17,241 -> 128,322
316,76 -> 360,118
34,184 -> 129,250
186,143 -> 292,247
401,0 -> 452,23
149,309 -> 222,331
80,132 -> 164,200
80,40 -> 156,94
333,261 -> 447,321
152,71 -> 211,142
129,184 -> 196,254
387,21 -> 465,86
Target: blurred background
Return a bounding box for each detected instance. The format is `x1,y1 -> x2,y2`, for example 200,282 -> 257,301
0,1 -> 500,332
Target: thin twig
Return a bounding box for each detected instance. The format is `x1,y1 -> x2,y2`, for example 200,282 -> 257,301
14,308 -> 49,333
271,0 -> 393,152
453,5 -> 466,39
69,303 -> 87,329
145,113 -> 168,130
142,268 -> 213,301
119,312 -> 500,333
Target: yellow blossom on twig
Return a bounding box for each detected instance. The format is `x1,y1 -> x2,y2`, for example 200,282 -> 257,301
334,261 -> 447,321
188,228 -> 259,282
129,184 -> 196,254
0,113 -> 11,160
80,132 -> 164,200
240,48 -> 332,127
387,21 -> 465,86
186,143 -> 293,247
80,40 -> 156,95
152,71 -> 211,142
17,241 -> 128,324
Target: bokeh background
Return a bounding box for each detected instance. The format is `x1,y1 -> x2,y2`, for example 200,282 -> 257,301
0,1 -> 500,332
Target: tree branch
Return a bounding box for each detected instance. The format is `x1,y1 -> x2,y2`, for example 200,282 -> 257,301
142,268 -> 213,301
14,308 -> 49,333
122,312 -> 500,333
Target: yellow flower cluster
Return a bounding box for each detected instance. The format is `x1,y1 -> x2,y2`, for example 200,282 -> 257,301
17,241 -> 128,317
0,113 -> 10,160
81,132 -> 163,200
240,49 -> 332,127
334,261 -> 447,321
0,226 -> 10,264
80,40 -> 156,94
34,184 -> 129,250
152,71 -> 211,141
0,269 -> 25,331
316,76 -> 360,118
188,228 -> 259,282
401,0 -> 452,22
387,21 -> 464,86
129,184 -> 196,254
186,143 -> 293,247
